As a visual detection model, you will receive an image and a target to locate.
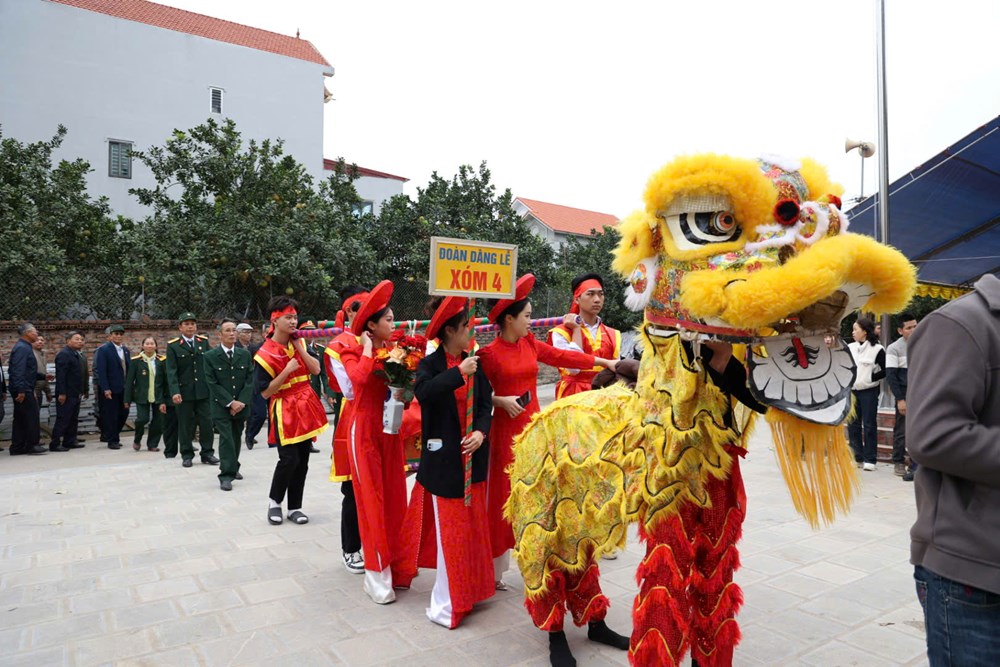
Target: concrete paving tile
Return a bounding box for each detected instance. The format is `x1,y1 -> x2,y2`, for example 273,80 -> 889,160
18,575 -> 97,605
797,595 -> 882,628
0,556 -> 32,574
734,624 -> 812,663
136,575 -> 200,602
0,626 -> 29,654
155,556 -> 217,579
29,611 -> 107,648
741,583 -> 806,615
152,613 -> 226,649
765,571 -> 839,599
214,546 -> 276,568
111,600 -> 180,631
68,554 -> 124,578
127,645 -> 202,666
126,547 -> 183,567
224,600 -> 300,633
239,576 -> 305,604
3,645 -> 67,667
100,565 -> 160,589
796,561 -> 868,585
840,623 -> 927,664
198,565 -> 263,590
177,589 -> 244,616
34,544 -> 94,567
71,629 -> 157,666
456,629 -> 551,666
329,628 -> 418,666
740,553 -> 801,576
68,587 -> 135,614
872,603 -> 926,639
769,608 -> 850,645
798,639 -> 898,667
244,647 -> 342,667
0,563 -> 67,588
196,628 -> 287,667
1,600 -> 62,628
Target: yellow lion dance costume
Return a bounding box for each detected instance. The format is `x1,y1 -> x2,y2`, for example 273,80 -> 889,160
505,154 -> 915,666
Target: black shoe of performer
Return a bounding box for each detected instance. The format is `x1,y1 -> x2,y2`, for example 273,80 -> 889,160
587,619 -> 629,650
548,631 -> 576,667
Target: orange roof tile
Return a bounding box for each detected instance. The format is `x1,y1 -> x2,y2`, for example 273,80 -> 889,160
516,197 -> 618,236
50,0 -> 331,67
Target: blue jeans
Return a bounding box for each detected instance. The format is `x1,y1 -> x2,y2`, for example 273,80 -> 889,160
915,565 -> 1000,666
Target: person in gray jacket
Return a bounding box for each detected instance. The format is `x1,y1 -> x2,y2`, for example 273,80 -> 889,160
908,274 -> 1000,666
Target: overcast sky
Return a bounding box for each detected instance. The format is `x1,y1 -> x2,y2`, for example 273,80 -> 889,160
162,0 -> 999,218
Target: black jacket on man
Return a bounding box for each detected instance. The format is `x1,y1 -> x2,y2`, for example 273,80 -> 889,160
55,346 -> 86,398
414,346 -> 492,499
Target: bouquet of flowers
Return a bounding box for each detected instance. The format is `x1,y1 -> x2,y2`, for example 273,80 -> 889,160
373,332 -> 427,403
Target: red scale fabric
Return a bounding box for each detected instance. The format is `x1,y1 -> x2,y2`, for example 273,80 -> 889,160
631,451 -> 746,667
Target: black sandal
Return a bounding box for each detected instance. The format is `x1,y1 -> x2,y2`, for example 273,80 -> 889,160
287,510 -> 309,525
268,506 -> 283,525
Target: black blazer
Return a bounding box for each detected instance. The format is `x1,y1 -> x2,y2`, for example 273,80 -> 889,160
55,347 -> 85,397
414,347 -> 492,499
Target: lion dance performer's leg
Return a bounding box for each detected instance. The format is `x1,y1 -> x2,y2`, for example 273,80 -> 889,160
525,549 -> 628,666
632,448 -> 746,667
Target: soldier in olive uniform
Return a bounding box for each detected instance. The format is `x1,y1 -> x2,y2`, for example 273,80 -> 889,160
165,313 -> 218,467
124,336 -> 166,451
204,319 -> 254,491
156,355 -> 179,457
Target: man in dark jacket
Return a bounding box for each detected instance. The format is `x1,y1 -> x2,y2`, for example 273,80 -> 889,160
204,319 -> 254,491
51,331 -> 88,451
9,323 -> 46,455
94,325 -> 130,450
909,274 -> 1000,665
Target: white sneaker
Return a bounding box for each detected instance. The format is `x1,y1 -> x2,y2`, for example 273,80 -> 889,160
601,553 -> 619,561
863,462 -> 876,471
343,551 -> 365,574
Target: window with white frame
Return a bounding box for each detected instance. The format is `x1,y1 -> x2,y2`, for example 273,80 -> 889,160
108,140 -> 132,179
210,87 -> 223,114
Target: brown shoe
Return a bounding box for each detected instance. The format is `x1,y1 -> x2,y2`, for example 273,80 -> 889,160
894,462 -> 907,476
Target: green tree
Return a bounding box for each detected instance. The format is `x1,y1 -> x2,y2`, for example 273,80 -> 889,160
0,125 -> 130,319
364,162 -> 556,317
127,119 -> 369,319
552,226 -> 642,331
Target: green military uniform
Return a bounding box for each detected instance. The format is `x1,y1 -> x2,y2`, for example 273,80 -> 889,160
124,352 -> 166,450
165,315 -> 216,464
204,344 -> 254,485
155,358 -> 179,456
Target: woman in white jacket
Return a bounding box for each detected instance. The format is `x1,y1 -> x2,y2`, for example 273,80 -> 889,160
848,317 -> 886,471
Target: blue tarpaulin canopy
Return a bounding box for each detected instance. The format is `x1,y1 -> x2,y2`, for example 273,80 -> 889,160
846,115 -> 1000,287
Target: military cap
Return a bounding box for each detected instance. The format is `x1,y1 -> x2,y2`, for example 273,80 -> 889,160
178,312 -> 197,324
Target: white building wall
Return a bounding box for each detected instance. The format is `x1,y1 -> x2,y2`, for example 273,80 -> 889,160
353,175 -> 404,216
0,0 -> 330,220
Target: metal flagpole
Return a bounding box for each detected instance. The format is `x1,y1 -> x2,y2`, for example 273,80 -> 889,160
876,0 -> 892,347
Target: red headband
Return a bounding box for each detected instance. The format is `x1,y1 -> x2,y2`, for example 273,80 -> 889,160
270,305 -> 297,321
570,279 -> 603,314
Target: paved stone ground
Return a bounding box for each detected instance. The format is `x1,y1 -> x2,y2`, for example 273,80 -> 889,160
1,384 -> 929,666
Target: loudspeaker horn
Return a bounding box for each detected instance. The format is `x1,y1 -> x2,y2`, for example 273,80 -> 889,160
845,138 -> 876,157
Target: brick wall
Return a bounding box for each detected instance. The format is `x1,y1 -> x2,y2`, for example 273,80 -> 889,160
0,319 -> 271,362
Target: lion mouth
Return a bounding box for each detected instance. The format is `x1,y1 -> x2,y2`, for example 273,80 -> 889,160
747,334 -> 856,425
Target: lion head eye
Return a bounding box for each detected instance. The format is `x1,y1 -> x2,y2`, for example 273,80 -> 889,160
710,212 -> 736,234
666,210 -> 742,250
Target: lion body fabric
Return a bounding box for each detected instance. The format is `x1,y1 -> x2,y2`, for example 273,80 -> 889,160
507,333 -> 755,598
504,153 -> 916,666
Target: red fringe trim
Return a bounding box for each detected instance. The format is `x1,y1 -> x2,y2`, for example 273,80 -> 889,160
691,583 -> 744,635
637,543 -> 689,591
630,628 -> 682,667
691,618 -> 742,667
574,593 -> 609,626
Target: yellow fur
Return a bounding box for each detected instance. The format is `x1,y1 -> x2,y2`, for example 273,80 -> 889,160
612,210 -> 658,275
681,233 -> 917,327
641,154 -> 777,262
798,157 -> 844,201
